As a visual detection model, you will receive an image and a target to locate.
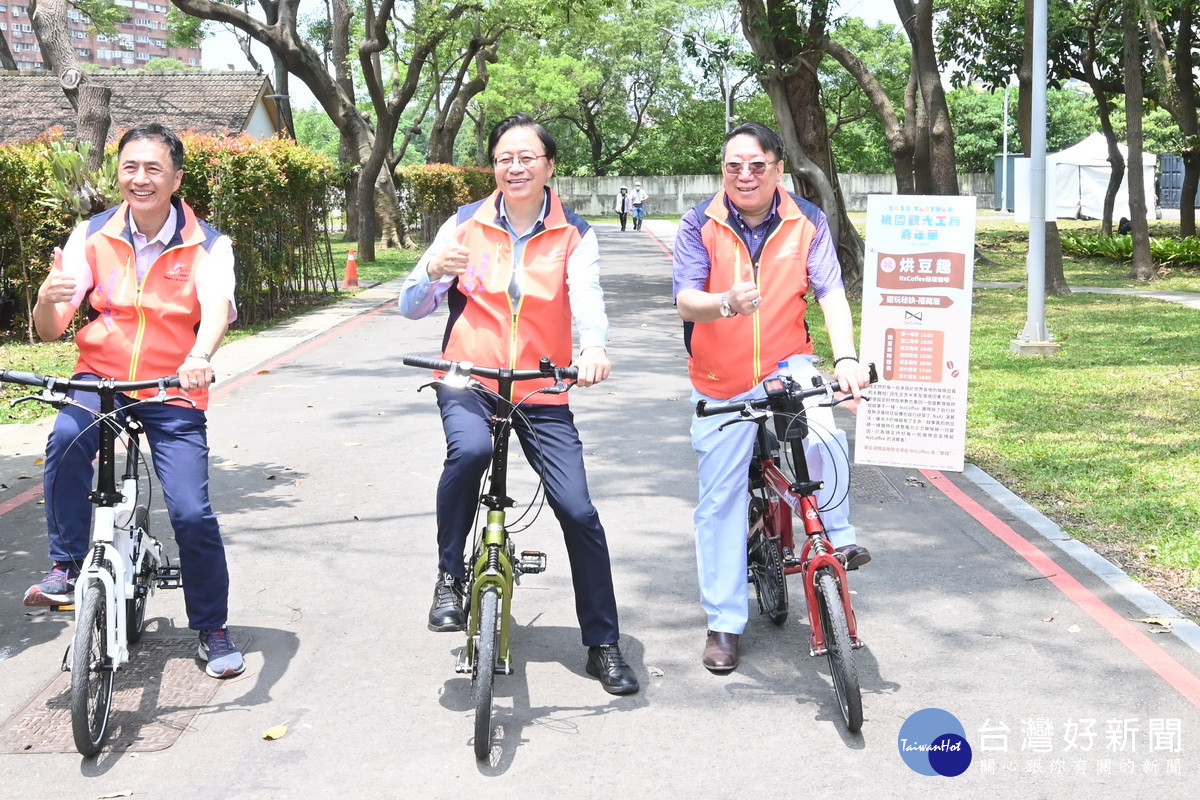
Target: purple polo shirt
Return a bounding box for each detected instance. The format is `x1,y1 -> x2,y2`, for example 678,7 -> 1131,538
671,191 -> 844,301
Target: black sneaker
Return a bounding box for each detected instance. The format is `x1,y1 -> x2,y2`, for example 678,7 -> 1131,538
428,570 -> 465,632
586,644 -> 639,695
835,543 -> 872,571
24,562 -> 81,606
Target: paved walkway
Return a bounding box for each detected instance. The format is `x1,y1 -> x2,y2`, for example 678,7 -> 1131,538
1,225 -> 1198,795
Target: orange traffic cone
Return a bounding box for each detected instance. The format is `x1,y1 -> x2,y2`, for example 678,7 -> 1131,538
342,247 -> 360,289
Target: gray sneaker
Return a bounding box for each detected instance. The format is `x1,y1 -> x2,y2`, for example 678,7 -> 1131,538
198,627 -> 245,678
23,562 -> 81,606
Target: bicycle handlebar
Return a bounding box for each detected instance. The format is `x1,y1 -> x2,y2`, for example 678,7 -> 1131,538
0,370 -> 183,394
695,362 -> 879,418
402,355 -> 579,382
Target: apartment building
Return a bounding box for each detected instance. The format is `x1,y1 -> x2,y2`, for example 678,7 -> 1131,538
0,1 -> 201,71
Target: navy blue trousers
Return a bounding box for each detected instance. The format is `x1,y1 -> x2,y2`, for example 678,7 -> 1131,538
43,375 -> 230,631
433,385 -> 620,646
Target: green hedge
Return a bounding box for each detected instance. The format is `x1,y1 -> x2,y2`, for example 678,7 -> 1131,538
0,131 -> 339,338
395,164 -> 495,244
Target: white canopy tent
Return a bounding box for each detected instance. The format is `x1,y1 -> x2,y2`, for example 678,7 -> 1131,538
1013,132 -> 1156,222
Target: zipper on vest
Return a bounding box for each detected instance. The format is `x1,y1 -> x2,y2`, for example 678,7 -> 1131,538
129,254 -> 149,381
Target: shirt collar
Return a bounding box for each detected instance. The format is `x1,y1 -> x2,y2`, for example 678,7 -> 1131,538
723,189 -> 780,232
128,203 -> 178,247
497,190 -> 550,237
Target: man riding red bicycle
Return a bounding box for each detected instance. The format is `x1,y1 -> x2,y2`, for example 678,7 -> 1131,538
673,121 -> 873,673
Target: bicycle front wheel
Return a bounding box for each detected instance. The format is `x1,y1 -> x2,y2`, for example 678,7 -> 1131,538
71,582 -> 115,757
126,506 -> 150,645
472,587 -> 500,760
815,568 -> 863,732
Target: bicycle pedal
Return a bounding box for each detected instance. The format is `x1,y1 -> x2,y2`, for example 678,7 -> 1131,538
155,565 -> 183,589
48,603 -> 75,613
517,550 -> 547,574
455,652 -> 471,674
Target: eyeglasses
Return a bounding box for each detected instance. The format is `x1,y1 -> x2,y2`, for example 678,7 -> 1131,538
493,153 -> 548,169
723,160 -> 777,177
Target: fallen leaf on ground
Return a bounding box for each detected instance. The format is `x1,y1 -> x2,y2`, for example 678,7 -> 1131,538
647,666 -> 664,677
263,725 -> 288,740
1135,616 -> 1176,629
1067,624 -> 1082,633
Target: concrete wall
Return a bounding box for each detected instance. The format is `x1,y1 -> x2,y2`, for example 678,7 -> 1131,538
551,173 -> 995,216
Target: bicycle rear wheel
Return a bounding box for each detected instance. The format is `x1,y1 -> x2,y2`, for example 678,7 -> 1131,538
71,581 -> 115,757
472,587 -> 500,760
815,568 -> 863,732
126,506 -> 150,645
748,496 -> 788,624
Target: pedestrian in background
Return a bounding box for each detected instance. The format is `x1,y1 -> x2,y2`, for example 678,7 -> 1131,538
631,181 -> 648,230
614,185 -> 631,231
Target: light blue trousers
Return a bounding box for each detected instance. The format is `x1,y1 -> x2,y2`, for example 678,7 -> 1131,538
691,356 -> 855,634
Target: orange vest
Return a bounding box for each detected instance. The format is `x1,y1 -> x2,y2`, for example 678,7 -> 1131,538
441,189 -> 585,404
687,190 -> 822,399
74,198 -> 224,410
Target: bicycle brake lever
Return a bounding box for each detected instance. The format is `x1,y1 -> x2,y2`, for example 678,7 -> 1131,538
717,406 -> 769,432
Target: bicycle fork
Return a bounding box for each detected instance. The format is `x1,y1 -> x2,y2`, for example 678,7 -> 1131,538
770,492 -> 865,657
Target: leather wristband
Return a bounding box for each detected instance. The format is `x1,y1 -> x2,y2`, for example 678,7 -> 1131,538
834,356 -> 859,367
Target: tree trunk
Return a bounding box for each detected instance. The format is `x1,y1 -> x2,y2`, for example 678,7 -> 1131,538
737,0 -> 864,290
0,31 -> 17,71
821,36 -> 915,192
172,0 -> 401,257
1089,87 -> 1123,235
1146,0 -> 1199,236
426,31 -> 498,164
30,0 -> 112,170
894,0 -> 959,195
1124,0 -> 1155,280
77,84 -> 112,172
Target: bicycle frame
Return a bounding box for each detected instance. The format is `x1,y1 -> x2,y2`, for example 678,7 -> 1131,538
71,417 -> 161,670
752,423 -> 861,657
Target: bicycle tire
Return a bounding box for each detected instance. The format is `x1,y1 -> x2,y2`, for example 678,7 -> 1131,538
472,587 -> 500,760
815,568 -> 863,732
71,581 -> 114,757
126,506 -> 150,645
748,496 -> 788,624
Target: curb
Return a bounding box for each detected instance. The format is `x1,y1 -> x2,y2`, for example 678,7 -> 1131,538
964,464 -> 1200,654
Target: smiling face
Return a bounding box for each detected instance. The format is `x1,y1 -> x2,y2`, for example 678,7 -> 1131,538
118,137 -> 183,231
721,133 -> 784,224
491,126 -> 554,209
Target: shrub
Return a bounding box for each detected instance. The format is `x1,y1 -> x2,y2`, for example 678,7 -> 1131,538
395,164 -> 496,244
1061,230 -> 1200,268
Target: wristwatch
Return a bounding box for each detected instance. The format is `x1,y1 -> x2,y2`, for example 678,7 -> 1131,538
719,292 -> 735,318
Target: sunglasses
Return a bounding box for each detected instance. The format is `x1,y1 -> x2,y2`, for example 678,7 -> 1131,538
723,160 -> 777,177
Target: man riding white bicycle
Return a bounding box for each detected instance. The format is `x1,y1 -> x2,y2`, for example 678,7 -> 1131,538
25,122 -> 244,679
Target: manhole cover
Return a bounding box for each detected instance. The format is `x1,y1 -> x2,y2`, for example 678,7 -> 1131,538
0,636 -> 230,754
850,464 -> 906,505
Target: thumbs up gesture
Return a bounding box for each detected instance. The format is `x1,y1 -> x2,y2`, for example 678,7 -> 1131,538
37,247 -> 77,306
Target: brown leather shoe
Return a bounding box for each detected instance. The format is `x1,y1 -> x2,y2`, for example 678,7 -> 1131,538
702,630 -> 739,672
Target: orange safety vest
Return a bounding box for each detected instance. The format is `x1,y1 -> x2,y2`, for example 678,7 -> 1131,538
441,189 -> 587,404
687,189 -> 823,399
74,198 -> 225,410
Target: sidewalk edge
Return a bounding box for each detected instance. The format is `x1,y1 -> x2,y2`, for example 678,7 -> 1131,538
963,463 -> 1200,654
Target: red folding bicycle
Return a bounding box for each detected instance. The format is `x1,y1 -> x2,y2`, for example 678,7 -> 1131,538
696,363 -> 877,733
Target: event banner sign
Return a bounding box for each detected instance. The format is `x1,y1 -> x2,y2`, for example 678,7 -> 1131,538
854,195 -> 976,472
